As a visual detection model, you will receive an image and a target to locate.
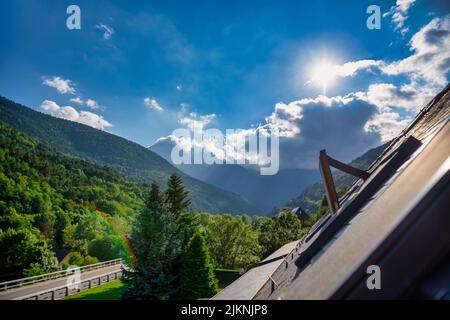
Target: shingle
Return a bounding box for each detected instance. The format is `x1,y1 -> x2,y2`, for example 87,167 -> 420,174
211,259 -> 283,300
275,115 -> 449,300
261,240 -> 300,263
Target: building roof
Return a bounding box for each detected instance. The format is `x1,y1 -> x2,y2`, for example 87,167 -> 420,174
291,207 -> 310,220
211,259 -> 284,300
212,83 -> 450,300
261,240 -> 300,264
52,248 -> 70,264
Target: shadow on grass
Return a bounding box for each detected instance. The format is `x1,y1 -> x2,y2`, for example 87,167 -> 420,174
64,280 -> 127,300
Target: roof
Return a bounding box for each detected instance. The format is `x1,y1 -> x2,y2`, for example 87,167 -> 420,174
211,259 -> 284,300
291,207 -> 309,220
52,248 -> 70,263
261,240 -> 300,263
213,83 -> 450,300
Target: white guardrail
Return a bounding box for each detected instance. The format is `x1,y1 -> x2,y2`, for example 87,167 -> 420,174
0,258 -> 123,292
14,269 -> 125,300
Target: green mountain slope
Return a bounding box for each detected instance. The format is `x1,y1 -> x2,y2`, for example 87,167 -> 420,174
284,142 -> 390,214
0,122 -> 142,279
0,96 -> 258,214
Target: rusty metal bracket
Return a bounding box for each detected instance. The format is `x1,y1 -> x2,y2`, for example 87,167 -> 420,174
319,150 -> 370,214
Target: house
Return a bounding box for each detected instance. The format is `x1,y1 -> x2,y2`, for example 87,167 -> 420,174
291,207 -> 310,222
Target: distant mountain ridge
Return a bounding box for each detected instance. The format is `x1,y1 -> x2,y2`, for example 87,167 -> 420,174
150,137 -> 320,214
284,142 -> 390,214
0,96 -> 259,214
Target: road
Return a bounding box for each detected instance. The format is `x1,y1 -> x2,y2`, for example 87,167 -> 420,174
0,264 -> 123,300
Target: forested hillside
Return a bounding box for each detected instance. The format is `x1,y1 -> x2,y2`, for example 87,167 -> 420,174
284,142 -> 390,214
0,122 -> 142,280
0,97 -> 258,214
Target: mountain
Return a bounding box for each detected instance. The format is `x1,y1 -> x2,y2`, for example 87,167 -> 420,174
0,96 -> 258,214
0,122 -> 142,278
284,142 -> 390,214
150,137 -> 320,214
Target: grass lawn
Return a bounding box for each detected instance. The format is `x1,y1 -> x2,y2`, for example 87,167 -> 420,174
63,270 -> 239,299
63,280 -> 127,300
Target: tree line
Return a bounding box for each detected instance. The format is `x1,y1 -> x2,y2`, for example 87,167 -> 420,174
123,174 -> 309,299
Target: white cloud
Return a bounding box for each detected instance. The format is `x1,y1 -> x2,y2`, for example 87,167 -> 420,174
269,95 -> 380,168
244,85 -> 431,166
355,82 -> 436,112
364,111 -> 411,142
164,88 -> 422,168
42,76 -> 76,94
70,97 -> 84,105
96,24 -> 114,40
306,60 -> 383,87
85,99 -> 100,109
380,16 -> 450,86
179,112 -> 216,131
41,100 -> 79,121
323,16 -> 450,87
77,111 -> 111,129
163,81 -> 434,168
166,93 -> 382,169
263,94 -> 374,138
332,60 -> 383,77
396,0 -> 416,12
384,0 -> 416,35
263,101 -> 303,138
40,100 -> 112,130
144,97 -> 164,112
158,127 -> 265,165
69,97 -> 101,109
351,81 -> 439,141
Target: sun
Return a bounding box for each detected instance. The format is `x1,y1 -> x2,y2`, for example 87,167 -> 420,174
310,59 -> 336,94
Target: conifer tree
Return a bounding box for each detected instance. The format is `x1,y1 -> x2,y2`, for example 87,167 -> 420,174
179,230 -> 219,299
166,174 -> 191,214
123,182 -> 181,299
166,173 -> 196,244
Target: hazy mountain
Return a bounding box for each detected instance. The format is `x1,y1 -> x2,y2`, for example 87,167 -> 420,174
284,141 -> 390,214
150,137 -> 320,214
0,96 -> 259,214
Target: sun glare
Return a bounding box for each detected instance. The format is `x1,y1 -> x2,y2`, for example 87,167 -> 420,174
310,59 -> 336,94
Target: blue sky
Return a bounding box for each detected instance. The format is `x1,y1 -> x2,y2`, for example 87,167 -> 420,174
1,0 -> 449,169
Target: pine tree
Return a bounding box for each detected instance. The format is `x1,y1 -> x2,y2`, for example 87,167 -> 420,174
179,230 -> 219,299
166,174 -> 191,214
165,173 -> 196,244
122,182 -> 182,300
